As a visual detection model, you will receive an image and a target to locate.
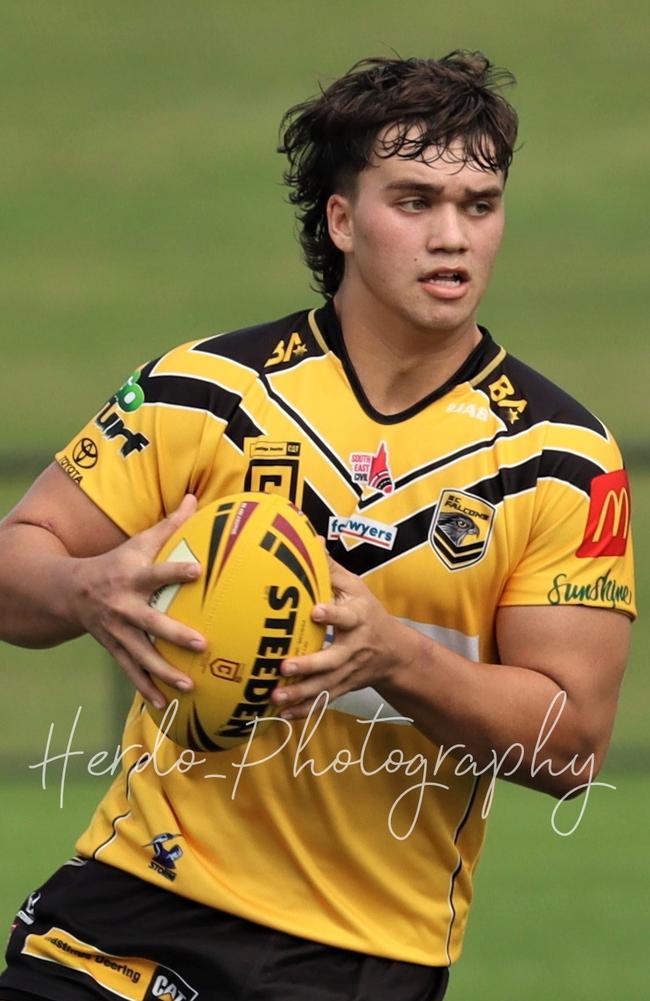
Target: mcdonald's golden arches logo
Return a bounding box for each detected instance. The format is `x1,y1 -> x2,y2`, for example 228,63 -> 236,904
577,469 -> 631,558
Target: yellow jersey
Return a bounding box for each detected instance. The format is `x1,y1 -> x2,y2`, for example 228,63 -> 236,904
55,301 -> 636,966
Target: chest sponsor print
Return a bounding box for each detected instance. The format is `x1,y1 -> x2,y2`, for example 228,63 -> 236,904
429,489 -> 496,570
349,441 -> 394,494
244,438 -> 302,504
328,514 -> 397,550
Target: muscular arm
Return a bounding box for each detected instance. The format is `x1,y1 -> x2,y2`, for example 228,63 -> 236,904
0,463 -> 205,705
273,558 -> 630,798
0,464 -> 128,645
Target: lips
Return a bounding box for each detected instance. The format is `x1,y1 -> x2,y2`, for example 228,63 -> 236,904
420,267 -> 469,285
419,267 -> 470,300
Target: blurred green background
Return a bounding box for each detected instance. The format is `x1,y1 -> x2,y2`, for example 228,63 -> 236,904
1,1 -> 647,998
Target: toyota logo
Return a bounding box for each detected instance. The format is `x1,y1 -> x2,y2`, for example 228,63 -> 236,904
72,437 -> 99,469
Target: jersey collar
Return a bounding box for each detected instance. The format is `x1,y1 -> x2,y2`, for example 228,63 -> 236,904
311,299 -> 503,425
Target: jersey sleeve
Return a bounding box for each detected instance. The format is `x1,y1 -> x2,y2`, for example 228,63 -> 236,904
500,432 -> 636,619
54,341 -> 244,536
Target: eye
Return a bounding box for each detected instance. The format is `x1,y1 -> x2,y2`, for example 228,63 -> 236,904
467,200 -> 494,217
399,197 -> 428,212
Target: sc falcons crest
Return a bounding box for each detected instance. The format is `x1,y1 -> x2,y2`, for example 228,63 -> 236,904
429,489 -> 496,570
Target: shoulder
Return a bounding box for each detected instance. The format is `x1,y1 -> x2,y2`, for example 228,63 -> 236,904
187,308 -> 322,374
474,348 -> 609,440
473,343 -> 627,500
131,307 -> 322,413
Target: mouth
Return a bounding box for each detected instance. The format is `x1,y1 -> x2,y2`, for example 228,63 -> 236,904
419,267 -> 470,301
419,267 -> 470,287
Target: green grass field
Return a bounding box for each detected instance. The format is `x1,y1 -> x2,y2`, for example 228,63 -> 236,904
1,2 -> 648,998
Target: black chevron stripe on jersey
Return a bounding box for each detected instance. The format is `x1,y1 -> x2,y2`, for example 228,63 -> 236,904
260,374 -> 363,499
138,367 -> 264,447
341,449 -> 604,577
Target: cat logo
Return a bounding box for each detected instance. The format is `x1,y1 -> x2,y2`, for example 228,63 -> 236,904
145,971 -> 198,1000
429,490 -> 496,570
244,438 -> 302,504
265,332 -> 308,368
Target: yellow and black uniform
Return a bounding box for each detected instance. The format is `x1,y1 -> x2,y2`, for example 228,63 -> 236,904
10,303 -> 638,979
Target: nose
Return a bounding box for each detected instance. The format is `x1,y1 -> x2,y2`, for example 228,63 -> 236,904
426,204 -> 469,254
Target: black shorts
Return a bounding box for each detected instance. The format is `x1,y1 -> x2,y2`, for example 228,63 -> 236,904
0,859 -> 449,1001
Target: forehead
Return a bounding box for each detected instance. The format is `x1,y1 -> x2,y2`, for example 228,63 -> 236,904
364,127 -> 504,190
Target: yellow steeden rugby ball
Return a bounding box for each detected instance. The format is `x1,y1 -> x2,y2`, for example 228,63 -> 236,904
147,492 -> 331,751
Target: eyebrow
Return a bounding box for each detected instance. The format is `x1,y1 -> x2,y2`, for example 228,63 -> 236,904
384,180 -> 503,198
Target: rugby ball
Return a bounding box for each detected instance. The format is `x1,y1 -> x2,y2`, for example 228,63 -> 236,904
147,492 -> 331,751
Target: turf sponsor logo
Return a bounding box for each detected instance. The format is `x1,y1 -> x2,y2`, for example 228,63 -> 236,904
94,369 -> 149,458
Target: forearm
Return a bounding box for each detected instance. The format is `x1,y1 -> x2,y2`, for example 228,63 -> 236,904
0,522 -> 83,647
378,624 -> 599,798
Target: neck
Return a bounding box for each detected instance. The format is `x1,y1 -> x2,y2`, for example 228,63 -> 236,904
332,286 -> 482,416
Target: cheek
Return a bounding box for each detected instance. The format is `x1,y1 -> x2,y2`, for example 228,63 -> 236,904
355,213 -> 415,266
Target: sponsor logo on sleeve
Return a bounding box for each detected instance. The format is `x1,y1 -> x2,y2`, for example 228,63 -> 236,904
57,437 -> 99,484
429,489 -> 496,570
328,514 -> 397,550
576,469 -> 631,558
349,442 -> 393,494
94,370 -> 149,458
264,332 -> 308,367
72,437 -> 99,469
547,570 -> 633,609
487,374 -> 528,425
22,927 -> 198,1000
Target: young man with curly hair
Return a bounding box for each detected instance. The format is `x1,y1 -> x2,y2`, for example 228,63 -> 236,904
0,52 -> 635,1001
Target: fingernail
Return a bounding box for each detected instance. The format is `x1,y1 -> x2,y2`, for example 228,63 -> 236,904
312,606 -> 325,621
275,689 -> 288,702
152,697 -> 166,710
176,679 -> 193,692
280,710 -> 294,720
190,638 -> 204,650
282,663 -> 297,676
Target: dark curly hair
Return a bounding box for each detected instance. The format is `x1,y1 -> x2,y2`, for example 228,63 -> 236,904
278,52 -> 518,297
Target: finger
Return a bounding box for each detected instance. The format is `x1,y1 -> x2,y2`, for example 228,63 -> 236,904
312,602 -> 358,631
279,644 -> 346,680
135,559 -> 202,592
276,675 -> 344,712
109,622 -> 195,691
129,605 -> 206,651
103,634 -> 168,709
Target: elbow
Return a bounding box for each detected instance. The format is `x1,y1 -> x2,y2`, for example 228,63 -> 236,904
535,744 -> 607,801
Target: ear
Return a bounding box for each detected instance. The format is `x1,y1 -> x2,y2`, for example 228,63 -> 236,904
326,193 -> 354,254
